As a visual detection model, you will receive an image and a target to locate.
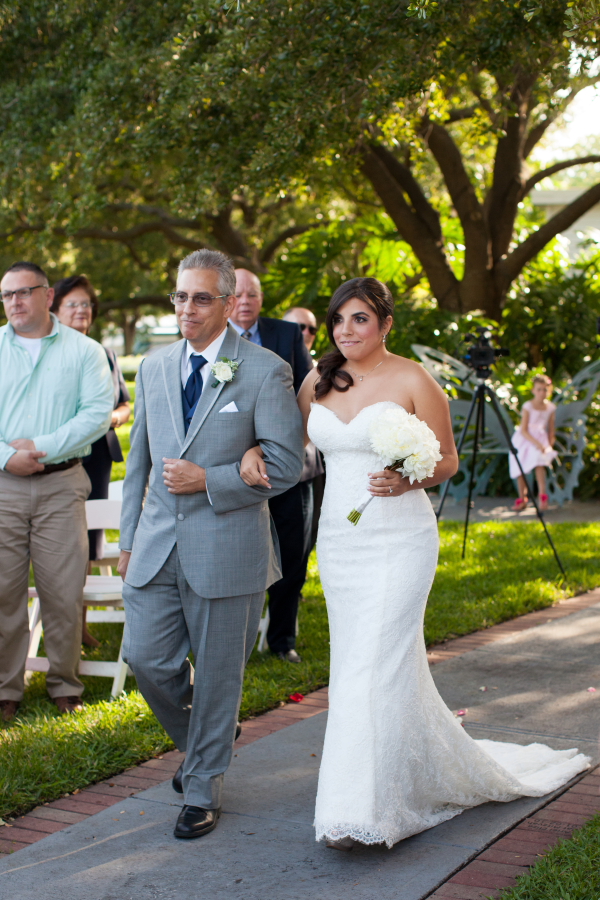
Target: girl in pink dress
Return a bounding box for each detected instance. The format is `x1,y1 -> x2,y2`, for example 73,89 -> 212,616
509,375 -> 558,511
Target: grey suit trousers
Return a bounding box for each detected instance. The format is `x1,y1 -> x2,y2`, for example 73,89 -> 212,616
122,546 -> 264,809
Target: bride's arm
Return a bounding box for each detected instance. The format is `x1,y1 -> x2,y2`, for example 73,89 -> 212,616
368,366 -> 459,498
297,368 -> 320,446
240,368 -> 319,488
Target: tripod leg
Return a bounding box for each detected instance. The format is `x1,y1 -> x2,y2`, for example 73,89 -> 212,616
436,388 -> 479,520
462,386 -> 483,559
486,387 -> 566,578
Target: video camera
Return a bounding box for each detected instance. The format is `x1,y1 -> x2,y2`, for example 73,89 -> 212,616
464,326 -> 509,378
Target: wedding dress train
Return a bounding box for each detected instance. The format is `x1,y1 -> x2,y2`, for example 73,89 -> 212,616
307,401 -> 589,847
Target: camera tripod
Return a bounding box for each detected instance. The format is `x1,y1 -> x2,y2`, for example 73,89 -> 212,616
436,377 -> 566,577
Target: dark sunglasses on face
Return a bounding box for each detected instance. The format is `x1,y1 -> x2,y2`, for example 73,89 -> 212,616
298,323 -> 318,335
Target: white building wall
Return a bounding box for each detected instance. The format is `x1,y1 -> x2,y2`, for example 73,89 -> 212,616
531,189 -> 600,259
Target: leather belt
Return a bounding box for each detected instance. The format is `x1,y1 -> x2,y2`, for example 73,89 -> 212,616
38,458 -> 82,476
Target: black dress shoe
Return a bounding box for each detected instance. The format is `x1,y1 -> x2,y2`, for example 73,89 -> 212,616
172,724 -> 242,794
174,805 -> 220,839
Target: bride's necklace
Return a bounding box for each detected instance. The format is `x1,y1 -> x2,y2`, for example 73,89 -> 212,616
346,359 -> 385,382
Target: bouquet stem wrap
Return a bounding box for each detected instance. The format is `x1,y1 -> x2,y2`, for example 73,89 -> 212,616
347,407 -> 442,526
347,463 -> 402,524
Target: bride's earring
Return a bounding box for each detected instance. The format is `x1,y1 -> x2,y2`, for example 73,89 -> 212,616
382,333 -> 388,344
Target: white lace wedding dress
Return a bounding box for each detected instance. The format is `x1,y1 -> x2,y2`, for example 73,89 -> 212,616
307,400 -> 589,848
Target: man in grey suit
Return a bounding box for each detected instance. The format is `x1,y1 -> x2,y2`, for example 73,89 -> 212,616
118,249 -> 303,840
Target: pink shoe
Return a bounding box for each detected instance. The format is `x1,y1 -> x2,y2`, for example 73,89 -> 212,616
540,493 -> 549,511
513,498 -> 527,511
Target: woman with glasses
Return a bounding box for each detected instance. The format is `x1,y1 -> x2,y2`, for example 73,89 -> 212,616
51,276 -> 131,647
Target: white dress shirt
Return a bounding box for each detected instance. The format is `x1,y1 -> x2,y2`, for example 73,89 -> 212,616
180,328 -> 228,389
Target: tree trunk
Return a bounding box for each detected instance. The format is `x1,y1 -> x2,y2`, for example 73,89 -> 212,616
122,311 -> 139,356
360,145 -> 463,312
361,127 -> 600,322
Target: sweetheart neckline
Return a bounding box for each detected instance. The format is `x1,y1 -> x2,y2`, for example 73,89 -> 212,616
310,400 -> 405,427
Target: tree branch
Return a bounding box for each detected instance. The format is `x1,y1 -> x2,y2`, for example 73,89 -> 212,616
367,143 -> 442,241
65,222 -> 202,250
446,107 -> 476,122
0,223 -> 44,240
206,206 -> 250,260
105,202 -> 205,231
499,181 -> 600,286
259,223 -> 320,265
360,146 -> 462,311
419,118 -> 490,272
486,75 -> 537,262
521,156 -> 600,198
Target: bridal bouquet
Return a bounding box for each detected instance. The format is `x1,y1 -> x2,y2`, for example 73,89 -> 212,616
347,407 -> 442,524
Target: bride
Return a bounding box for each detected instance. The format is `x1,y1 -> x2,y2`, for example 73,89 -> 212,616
240,277 -> 589,850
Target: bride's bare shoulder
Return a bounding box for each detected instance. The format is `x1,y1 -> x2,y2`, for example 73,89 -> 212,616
388,354 -> 434,383
301,366 -> 320,394
298,366 -> 320,409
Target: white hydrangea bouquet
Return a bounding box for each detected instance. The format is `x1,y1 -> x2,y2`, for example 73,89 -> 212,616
347,406 -> 442,525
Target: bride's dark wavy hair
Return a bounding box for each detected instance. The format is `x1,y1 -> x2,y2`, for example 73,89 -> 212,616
315,277 -> 394,400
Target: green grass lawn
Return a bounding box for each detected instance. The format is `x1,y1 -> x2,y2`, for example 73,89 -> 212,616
2,520 -> 599,821
496,815 -> 600,900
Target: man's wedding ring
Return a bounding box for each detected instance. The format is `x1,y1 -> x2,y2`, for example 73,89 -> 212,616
389,487 -> 393,494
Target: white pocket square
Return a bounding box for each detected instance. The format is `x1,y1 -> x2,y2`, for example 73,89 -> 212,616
219,401 -> 239,413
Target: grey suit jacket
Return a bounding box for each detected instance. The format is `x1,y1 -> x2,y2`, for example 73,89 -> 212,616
120,326 -> 304,598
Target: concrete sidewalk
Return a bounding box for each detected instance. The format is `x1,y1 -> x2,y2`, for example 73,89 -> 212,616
1,602 -> 599,899
433,495 -> 600,523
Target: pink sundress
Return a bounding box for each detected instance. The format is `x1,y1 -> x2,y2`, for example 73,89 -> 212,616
509,400 -> 558,478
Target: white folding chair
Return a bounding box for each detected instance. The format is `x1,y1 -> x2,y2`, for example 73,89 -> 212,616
88,494 -> 123,575
256,608 -> 270,653
108,480 -> 124,501
26,494 -> 132,698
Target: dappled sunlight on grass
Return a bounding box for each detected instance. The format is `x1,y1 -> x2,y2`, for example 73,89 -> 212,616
0,692 -> 173,819
425,522 -> 599,646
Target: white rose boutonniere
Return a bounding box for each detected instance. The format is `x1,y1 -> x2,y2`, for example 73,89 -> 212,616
210,357 -> 240,387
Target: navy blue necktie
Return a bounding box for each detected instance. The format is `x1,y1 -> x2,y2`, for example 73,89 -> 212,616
182,354 -> 207,433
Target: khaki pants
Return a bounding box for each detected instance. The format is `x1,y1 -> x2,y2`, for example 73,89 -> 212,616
0,464 -> 90,701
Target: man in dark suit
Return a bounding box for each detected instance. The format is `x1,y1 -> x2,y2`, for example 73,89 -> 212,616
231,270 -> 313,662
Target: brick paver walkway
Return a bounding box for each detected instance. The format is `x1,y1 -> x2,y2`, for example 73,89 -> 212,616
0,687 -> 329,858
429,768 -> 600,898
2,587 -> 600,899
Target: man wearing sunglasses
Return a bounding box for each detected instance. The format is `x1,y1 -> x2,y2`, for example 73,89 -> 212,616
283,307 -> 319,355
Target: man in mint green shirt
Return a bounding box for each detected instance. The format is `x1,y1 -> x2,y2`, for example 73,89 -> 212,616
0,261 -> 114,722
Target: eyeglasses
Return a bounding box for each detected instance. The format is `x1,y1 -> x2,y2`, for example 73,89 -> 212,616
64,301 -> 92,310
169,291 -> 228,308
298,323 -> 318,336
1,284 -> 48,302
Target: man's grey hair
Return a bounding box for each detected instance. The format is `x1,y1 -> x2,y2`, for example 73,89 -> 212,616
178,249 -> 236,298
